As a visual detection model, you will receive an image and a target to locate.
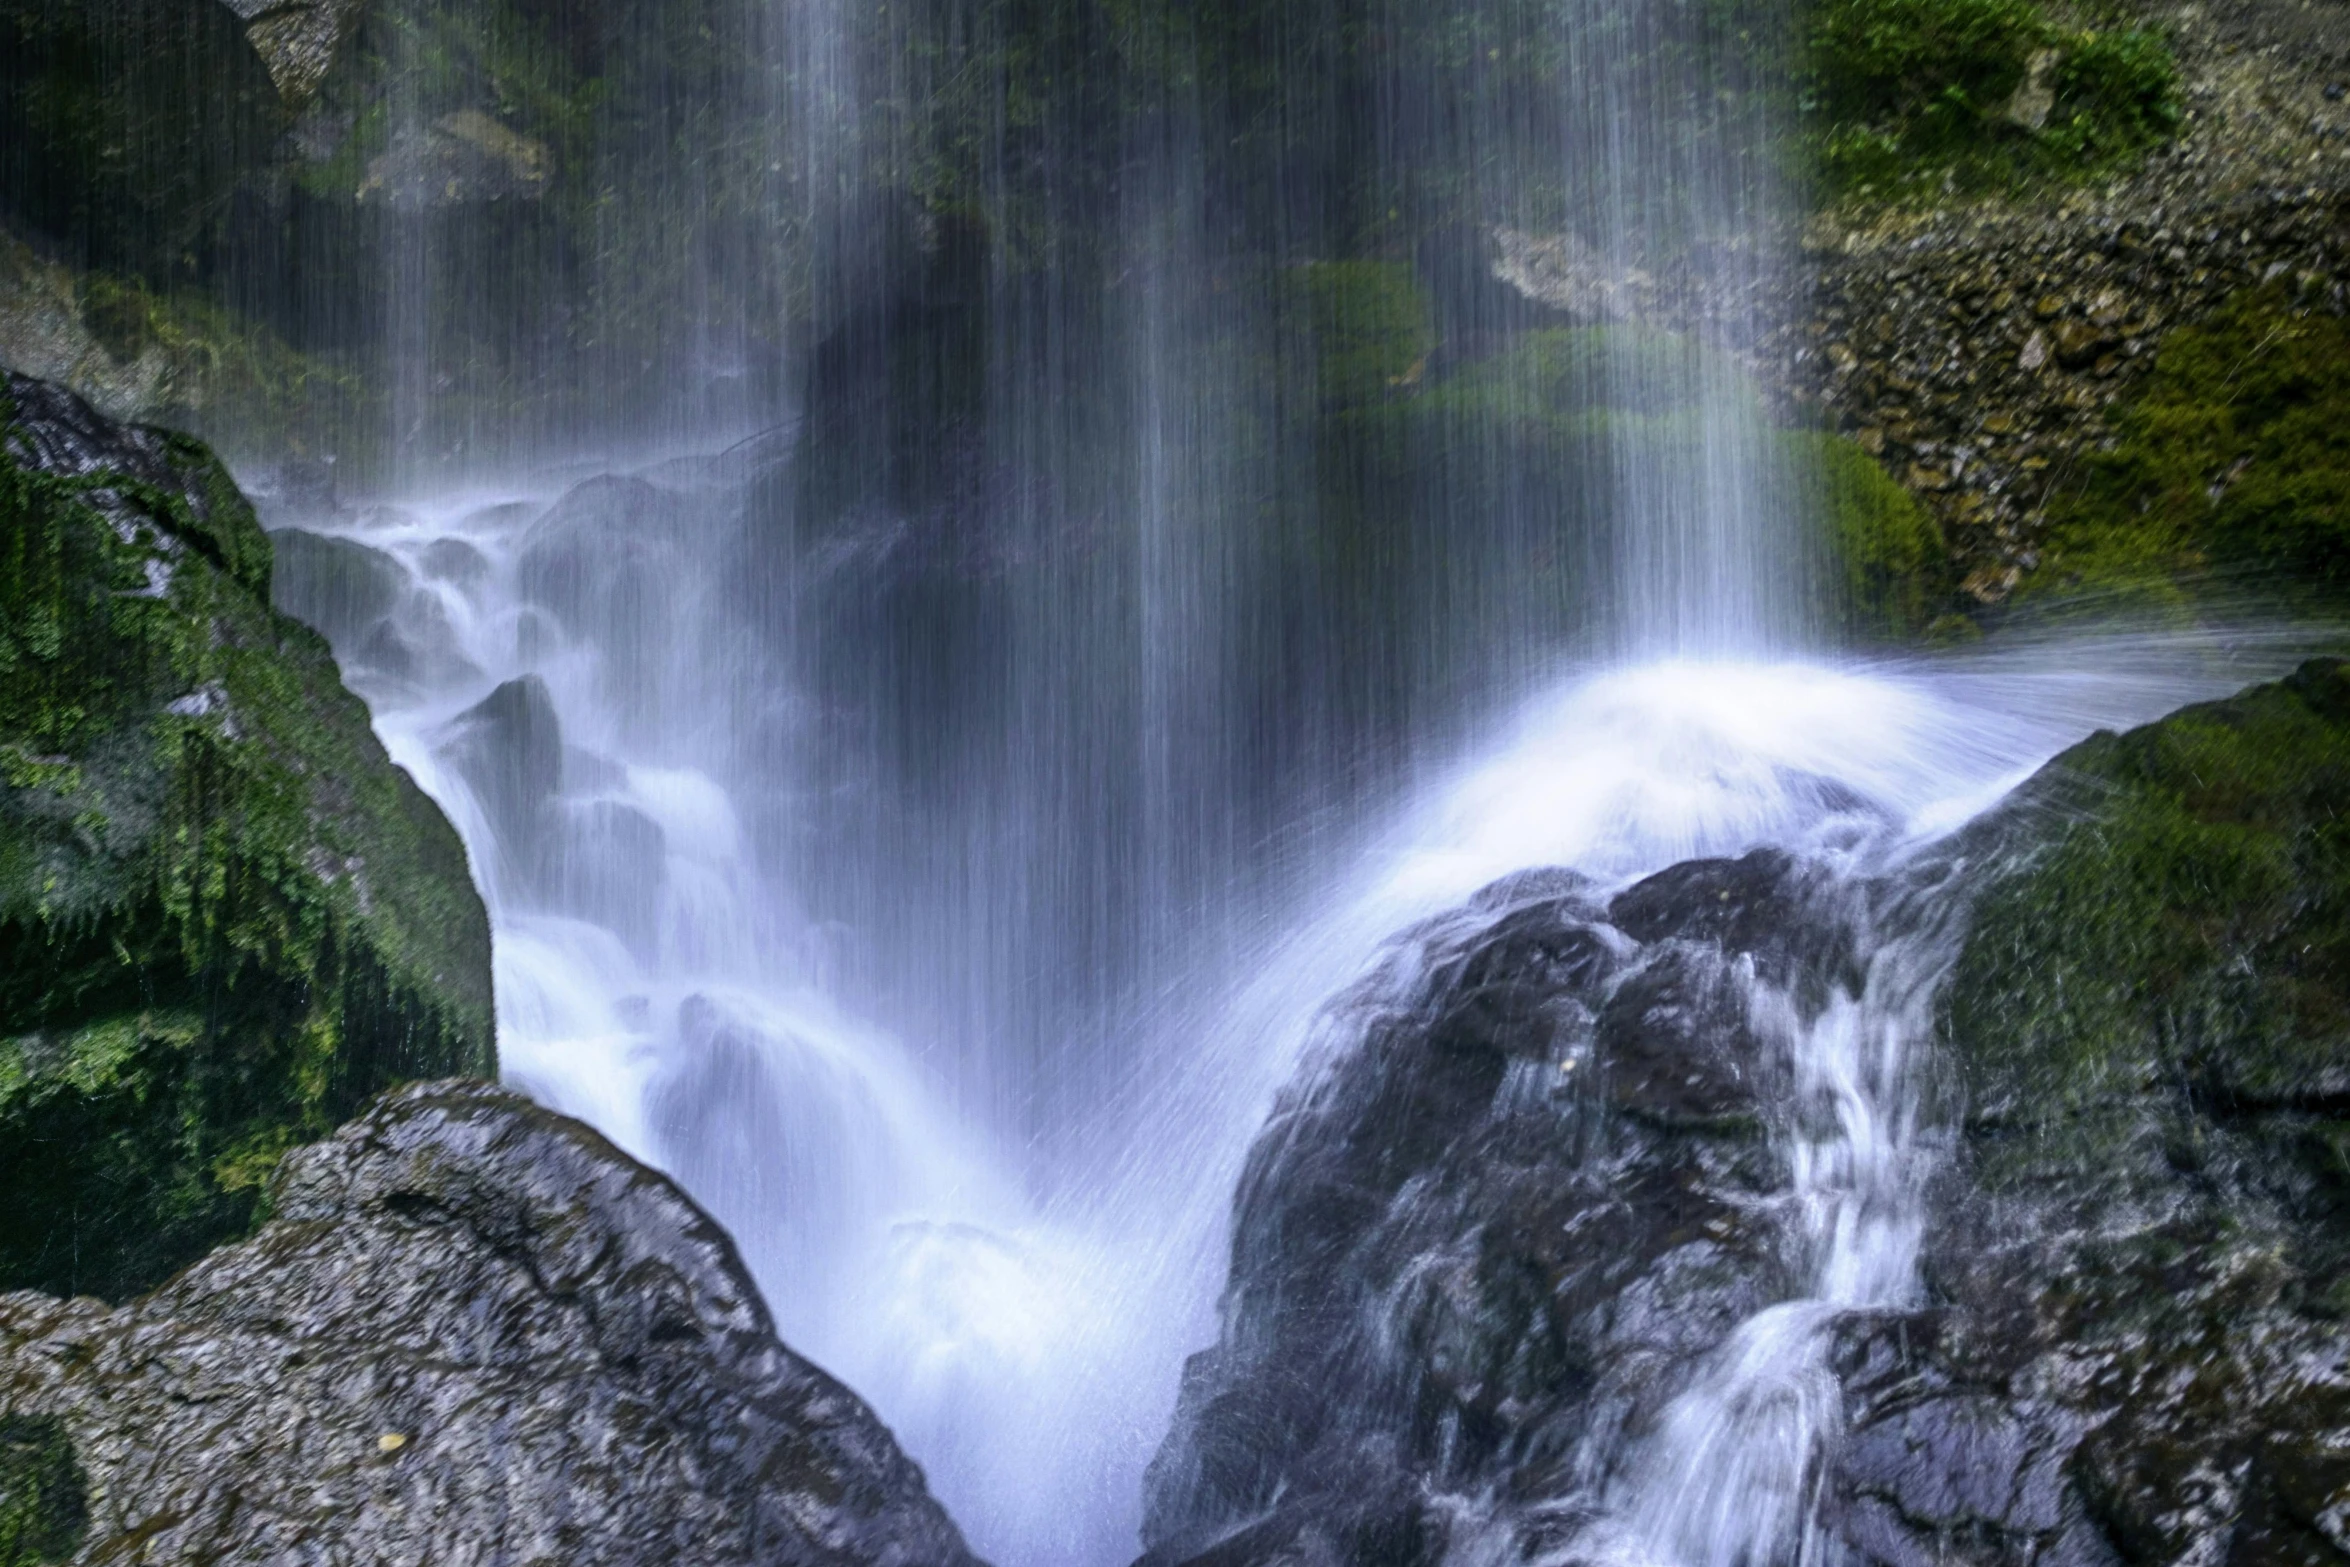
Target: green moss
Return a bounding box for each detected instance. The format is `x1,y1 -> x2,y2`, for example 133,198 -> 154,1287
0,230 -> 378,473
1292,262 -> 1434,408
2033,287 -> 2350,609
1804,0 -> 2180,202
1946,660 -> 2350,1144
0,1415 -> 84,1567
1796,430 -> 1947,639
1343,329 -> 1948,643
0,379 -> 492,1301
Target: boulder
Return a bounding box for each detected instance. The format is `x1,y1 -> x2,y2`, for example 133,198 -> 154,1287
1143,853 -> 1837,1566
0,372 -> 492,1302
1849,656 -> 2350,1563
0,1079 -> 988,1567
1145,661 -> 2350,1567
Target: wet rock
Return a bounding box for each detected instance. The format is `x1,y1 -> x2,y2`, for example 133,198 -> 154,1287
0,1080 -> 986,1567
436,675 -> 565,870
1817,660 -> 2350,1567
1149,665 -> 2350,1567
0,373 -> 490,1302
217,0 -> 362,107
269,525 -> 408,644
360,108 -> 552,207
421,534 -> 493,584
552,798 -> 669,951
1143,858 -> 1843,1566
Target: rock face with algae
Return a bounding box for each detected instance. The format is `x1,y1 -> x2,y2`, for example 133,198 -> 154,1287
0,371 -> 492,1303
0,1079 -> 987,1567
1145,661 -> 2350,1567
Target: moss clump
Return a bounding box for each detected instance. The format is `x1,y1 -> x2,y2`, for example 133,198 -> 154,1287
1805,0 -> 2180,201
1946,659 -> 2350,1139
0,1416 -> 84,1567
1291,262 -> 1434,408
1796,430 -> 1947,639
2032,287 -> 2350,609
0,374 -> 492,1301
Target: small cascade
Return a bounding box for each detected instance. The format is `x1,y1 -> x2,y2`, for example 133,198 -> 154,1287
1595,875 -> 1957,1567
1138,644 -> 2305,1567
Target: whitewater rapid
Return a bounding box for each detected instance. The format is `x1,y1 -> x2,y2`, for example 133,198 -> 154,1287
267,459 -> 2304,1567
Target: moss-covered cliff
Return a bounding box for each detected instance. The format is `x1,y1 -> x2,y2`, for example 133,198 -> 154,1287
0,371 -> 491,1302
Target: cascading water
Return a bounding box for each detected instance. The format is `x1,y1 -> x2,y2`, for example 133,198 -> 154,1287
222,0 -> 2321,1560
267,451 -> 2301,1565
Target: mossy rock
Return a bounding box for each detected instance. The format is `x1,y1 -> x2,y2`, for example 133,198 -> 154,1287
1796,429 -> 1947,640
1289,261 -> 1433,409
1917,661 -> 2350,1552
2032,286 -> 2350,612
0,372 -> 492,1302
1945,657 -> 2350,1147
1320,327 -> 1949,644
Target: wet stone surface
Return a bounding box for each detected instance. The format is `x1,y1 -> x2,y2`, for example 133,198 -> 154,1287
1145,664 -> 2350,1567
1141,850 -> 1838,1567
0,1080 -> 985,1567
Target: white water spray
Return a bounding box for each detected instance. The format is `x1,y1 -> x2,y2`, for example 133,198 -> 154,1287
264,467 -> 2301,1567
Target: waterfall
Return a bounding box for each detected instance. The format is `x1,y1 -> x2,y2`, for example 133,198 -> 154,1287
219,0 -> 2320,1560
267,462 -> 2294,1565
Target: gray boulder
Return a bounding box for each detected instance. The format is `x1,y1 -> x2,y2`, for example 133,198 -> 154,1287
0,1079 -> 986,1567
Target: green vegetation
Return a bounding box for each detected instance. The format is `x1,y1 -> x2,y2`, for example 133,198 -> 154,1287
1804,0 -> 2181,200
0,1417 -> 83,1567
1304,322 -> 1950,644
0,215 -> 375,475
2032,286 -> 2350,609
1293,262 -> 1433,408
1797,430 -> 1948,639
1947,659 -> 2350,1139
0,381 -> 492,1301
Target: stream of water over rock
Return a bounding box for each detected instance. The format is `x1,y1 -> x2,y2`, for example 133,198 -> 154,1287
225,0 -> 2317,1561
264,471 -> 2294,1565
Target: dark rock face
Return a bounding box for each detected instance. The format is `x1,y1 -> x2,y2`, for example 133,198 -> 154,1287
1143,850 -> 1847,1567
432,673 -> 670,952
0,1080 -> 986,1567
1144,661 -> 2350,1567
1845,656 -> 2350,1565
0,0 -> 285,277
0,372 -> 492,1302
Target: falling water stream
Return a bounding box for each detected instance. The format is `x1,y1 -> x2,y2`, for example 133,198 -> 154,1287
264,462 -> 2300,1566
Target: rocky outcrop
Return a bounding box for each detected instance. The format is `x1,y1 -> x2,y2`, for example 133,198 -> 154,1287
1145,662 -> 2350,1567
218,0 -> 364,108
1766,189 -> 2348,605
1142,851 -> 1864,1566
1758,0 -> 2350,606
0,1078 -> 987,1567
358,109 -> 552,208
0,372 -> 492,1301
1874,656 -> 2350,1560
